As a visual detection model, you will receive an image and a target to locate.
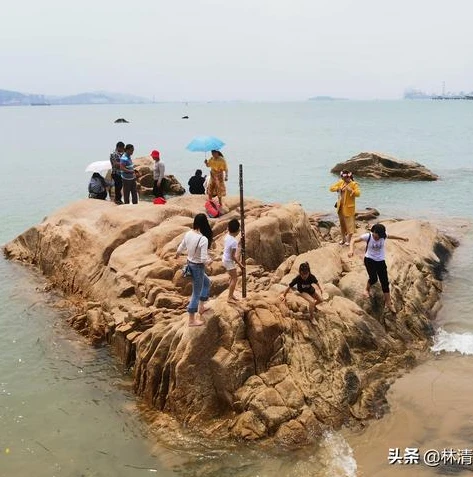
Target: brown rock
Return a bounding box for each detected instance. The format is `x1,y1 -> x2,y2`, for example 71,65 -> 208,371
331,151 -> 439,180
2,196 -> 458,446
355,207 -> 380,221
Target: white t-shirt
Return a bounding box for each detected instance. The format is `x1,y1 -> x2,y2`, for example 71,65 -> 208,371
222,234 -> 238,262
361,232 -> 388,261
177,230 -> 209,263
153,161 -> 165,181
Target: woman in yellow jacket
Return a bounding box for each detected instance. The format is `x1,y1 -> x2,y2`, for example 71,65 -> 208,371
329,170 -> 361,245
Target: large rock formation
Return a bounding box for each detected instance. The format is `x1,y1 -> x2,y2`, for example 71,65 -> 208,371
3,196 -> 455,445
331,152 -> 439,180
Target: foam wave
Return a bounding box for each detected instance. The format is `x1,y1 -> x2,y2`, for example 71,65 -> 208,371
320,431 -> 357,477
431,328 -> 473,355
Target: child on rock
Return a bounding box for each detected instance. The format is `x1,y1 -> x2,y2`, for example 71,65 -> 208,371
281,262 -> 323,324
222,219 -> 245,303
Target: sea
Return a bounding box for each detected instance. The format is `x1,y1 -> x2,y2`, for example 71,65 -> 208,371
1,101 -> 473,477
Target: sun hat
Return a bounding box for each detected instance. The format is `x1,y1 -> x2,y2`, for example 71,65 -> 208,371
150,150 -> 160,159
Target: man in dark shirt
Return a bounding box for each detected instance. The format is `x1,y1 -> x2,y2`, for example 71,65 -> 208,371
188,169 -> 206,194
110,141 -> 125,204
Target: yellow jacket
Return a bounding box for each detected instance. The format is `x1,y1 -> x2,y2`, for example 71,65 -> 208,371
206,157 -> 228,173
329,179 -> 361,216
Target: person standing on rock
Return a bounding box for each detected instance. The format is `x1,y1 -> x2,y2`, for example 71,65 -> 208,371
151,150 -> 166,198
330,170 -> 361,246
176,213 -> 213,327
120,144 -> 138,204
205,150 -> 228,206
222,219 -> 245,303
110,141 -> 125,204
348,223 -> 409,313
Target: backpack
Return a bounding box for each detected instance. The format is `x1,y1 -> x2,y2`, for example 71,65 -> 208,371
205,200 -> 221,218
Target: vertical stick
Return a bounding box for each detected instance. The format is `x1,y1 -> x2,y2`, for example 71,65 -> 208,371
239,164 -> 247,298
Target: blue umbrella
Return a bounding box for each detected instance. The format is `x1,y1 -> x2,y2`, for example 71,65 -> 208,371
186,136 -> 225,152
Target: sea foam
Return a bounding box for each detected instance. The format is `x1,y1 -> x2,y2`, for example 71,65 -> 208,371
319,431 -> 357,477
431,328 -> 473,355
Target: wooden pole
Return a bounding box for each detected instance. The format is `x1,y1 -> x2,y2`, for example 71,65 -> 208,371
239,164 -> 247,298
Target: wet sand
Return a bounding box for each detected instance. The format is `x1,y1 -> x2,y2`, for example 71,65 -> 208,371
345,353 -> 473,476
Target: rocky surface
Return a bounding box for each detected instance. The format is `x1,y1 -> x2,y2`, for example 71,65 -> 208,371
134,156 -> 185,196
3,196 -> 455,445
331,152 -> 439,181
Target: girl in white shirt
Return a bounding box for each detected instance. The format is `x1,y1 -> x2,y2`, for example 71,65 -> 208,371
348,223 -> 409,313
176,214 -> 213,326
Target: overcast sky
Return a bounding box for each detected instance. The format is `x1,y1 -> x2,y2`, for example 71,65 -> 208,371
3,0 -> 473,100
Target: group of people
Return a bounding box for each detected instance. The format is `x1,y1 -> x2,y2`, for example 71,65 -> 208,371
89,146 -> 406,324
176,168 -> 409,327
176,214 -> 244,326
89,144 -> 228,207
89,142 -> 141,205
108,142 -> 166,205
329,169 -> 409,313
186,150 -> 229,207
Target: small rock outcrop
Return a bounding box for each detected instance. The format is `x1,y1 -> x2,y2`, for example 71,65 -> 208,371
355,207 -> 380,221
331,152 -> 439,181
3,196 -> 456,445
114,118 -> 129,123
134,156 -> 185,196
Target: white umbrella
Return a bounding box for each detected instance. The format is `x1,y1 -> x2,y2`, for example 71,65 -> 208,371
85,160 -> 111,174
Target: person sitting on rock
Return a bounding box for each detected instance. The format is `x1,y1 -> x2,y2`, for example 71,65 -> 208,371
88,172 -> 112,200
348,223 -> 409,313
281,262 -> 323,324
188,169 -> 206,194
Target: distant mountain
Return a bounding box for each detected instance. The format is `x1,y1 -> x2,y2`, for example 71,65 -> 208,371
0,89 -> 50,106
0,89 -> 152,106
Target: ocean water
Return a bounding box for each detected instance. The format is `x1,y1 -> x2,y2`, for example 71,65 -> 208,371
1,101 -> 473,476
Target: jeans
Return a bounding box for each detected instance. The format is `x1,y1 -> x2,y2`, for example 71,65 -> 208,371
187,262 -> 210,313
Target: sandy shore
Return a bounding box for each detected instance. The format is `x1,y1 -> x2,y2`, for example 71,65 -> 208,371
345,353 -> 473,476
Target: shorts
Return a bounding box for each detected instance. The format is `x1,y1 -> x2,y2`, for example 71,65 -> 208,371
223,260 -> 236,271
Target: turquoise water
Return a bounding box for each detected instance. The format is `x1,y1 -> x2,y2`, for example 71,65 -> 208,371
1,101 -> 473,476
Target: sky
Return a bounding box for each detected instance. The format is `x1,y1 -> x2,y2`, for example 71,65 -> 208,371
2,0 -> 473,101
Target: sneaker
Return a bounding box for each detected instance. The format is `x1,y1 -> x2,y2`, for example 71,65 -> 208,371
115,200 -> 124,205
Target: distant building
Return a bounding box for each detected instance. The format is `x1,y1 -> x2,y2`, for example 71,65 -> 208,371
403,88 -> 432,100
